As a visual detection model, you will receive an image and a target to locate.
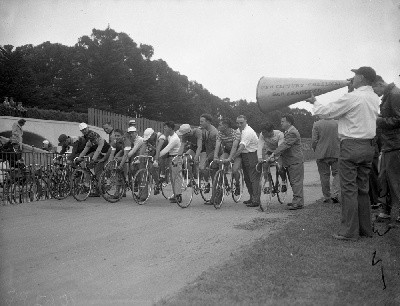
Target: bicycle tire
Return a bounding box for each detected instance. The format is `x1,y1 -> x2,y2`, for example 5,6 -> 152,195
132,169 -> 152,205
231,169 -> 244,203
49,167 -> 71,200
199,175 -> 212,202
212,170 -> 225,209
260,171 -> 273,212
276,169 -> 288,204
99,167 -> 126,203
176,167 -> 193,208
71,169 -> 92,201
161,167 -> 174,200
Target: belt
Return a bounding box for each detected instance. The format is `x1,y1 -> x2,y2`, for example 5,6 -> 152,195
341,138 -> 375,145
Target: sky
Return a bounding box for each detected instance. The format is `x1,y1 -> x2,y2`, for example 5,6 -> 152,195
1,0 -> 399,112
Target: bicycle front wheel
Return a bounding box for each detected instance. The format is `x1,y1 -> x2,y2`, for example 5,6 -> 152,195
99,168 -> 126,203
212,170 -> 225,209
49,168 -> 71,200
176,168 -> 193,208
132,169 -> 152,205
260,172 -> 273,212
71,169 -> 92,201
161,167 -> 174,200
231,169 -> 244,203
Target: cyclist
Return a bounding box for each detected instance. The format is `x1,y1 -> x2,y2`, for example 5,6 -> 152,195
102,122 -> 116,144
177,124 -> 203,183
77,122 -> 110,181
118,126 -> 144,180
106,128 -> 125,163
153,121 -> 182,203
257,122 -> 288,192
58,134 -> 87,162
213,118 -> 242,199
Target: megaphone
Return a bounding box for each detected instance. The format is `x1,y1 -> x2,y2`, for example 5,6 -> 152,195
256,77 -> 349,113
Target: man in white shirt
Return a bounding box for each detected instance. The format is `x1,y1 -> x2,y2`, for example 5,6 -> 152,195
231,115 -> 261,207
307,66 -> 380,241
154,121 -> 182,203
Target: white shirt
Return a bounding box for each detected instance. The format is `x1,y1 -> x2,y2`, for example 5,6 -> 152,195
160,132 -> 181,157
313,86 -> 380,140
257,130 -> 284,158
239,125 -> 258,153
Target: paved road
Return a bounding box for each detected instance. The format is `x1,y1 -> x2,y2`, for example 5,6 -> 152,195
0,161 -> 322,305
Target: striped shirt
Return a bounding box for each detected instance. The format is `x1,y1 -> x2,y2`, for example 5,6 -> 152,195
216,128 -> 241,153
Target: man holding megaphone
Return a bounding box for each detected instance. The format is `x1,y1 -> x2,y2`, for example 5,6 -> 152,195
306,66 -> 380,241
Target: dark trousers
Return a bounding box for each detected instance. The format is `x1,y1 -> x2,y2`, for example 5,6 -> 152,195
368,152 -> 380,205
379,150 -> 400,216
241,152 -> 261,204
338,139 -> 375,238
286,162 -> 304,206
316,157 -> 339,200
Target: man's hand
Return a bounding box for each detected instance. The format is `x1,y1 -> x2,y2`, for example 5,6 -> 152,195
305,92 -> 316,104
153,160 -> 159,168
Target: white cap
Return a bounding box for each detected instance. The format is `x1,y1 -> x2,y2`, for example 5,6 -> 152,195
129,119 -> 136,125
79,122 -> 88,130
127,126 -> 137,132
177,124 -> 191,136
42,140 -> 49,145
143,128 -> 154,141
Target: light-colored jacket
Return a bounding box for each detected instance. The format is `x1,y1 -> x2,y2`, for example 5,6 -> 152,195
10,122 -> 23,145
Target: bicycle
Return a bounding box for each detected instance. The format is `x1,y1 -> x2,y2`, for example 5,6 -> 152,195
131,155 -> 154,205
98,158 -> 127,203
70,156 -> 99,201
211,159 -> 244,209
48,155 -> 72,200
167,154 -> 194,208
256,158 -> 288,211
182,153 -> 212,203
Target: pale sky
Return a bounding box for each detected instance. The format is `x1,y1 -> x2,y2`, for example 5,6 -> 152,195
1,0 -> 399,111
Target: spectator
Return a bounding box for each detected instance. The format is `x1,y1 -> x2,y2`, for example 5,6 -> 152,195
3,97 -> 10,107
307,66 -> 380,241
270,114 -> 304,210
102,122 -> 115,144
42,139 -> 56,153
231,115 -> 261,208
9,97 -> 17,116
10,119 -> 26,150
312,117 -> 340,203
16,102 -> 27,117
372,75 -> 400,223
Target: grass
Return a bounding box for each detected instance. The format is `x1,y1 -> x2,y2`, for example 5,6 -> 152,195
158,201 -> 400,305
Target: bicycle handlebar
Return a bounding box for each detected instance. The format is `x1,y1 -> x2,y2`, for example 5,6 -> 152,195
132,155 -> 154,163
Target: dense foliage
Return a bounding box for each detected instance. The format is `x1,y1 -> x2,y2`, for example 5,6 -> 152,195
0,27 -> 315,136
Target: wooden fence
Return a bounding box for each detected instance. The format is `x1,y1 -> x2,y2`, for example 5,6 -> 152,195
88,108 -> 164,134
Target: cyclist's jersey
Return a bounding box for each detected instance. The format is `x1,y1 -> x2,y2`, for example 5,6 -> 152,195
59,136 -> 80,155
145,132 -> 167,157
202,125 -> 218,155
84,130 -> 110,154
123,134 -> 144,156
257,130 -> 284,159
110,138 -> 125,155
217,128 -> 241,154
183,128 -> 202,152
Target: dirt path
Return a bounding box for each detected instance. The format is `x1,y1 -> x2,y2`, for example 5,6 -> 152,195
0,161 -> 322,305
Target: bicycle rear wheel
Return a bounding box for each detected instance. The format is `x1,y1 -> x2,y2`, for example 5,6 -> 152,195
49,167 -> 71,200
132,169 -> 152,205
212,170 -> 225,209
99,168 -> 125,203
275,168 -> 288,204
71,169 -> 91,201
199,174 -> 212,202
260,172 -> 273,212
231,169 -> 244,203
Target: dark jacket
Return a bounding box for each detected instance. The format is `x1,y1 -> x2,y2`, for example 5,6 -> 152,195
377,83 -> 400,152
274,125 -> 304,167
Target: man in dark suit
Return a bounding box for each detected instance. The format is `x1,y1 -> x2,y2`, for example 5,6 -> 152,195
312,118 -> 340,203
270,114 -> 304,210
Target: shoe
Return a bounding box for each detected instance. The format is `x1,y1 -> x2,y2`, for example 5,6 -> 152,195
176,194 -> 182,203
375,213 -> 391,222
204,200 -> 213,205
331,197 -> 340,204
322,198 -> 331,203
169,196 -> 177,203
371,203 -> 381,210
243,199 -> 252,205
281,183 -> 287,193
247,202 -> 260,207
204,183 -> 210,194
286,202 -> 293,206
263,187 -> 270,194
332,233 -> 358,241
288,204 -> 303,210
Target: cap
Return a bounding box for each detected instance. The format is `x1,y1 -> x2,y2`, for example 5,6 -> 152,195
43,140 -> 49,145
127,126 -> 137,132
79,122 -> 88,130
143,128 -> 154,141
58,134 -> 68,145
129,119 -> 136,125
177,124 -> 191,136
351,66 -> 377,83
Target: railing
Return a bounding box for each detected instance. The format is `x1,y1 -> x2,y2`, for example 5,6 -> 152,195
88,108 -> 164,134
